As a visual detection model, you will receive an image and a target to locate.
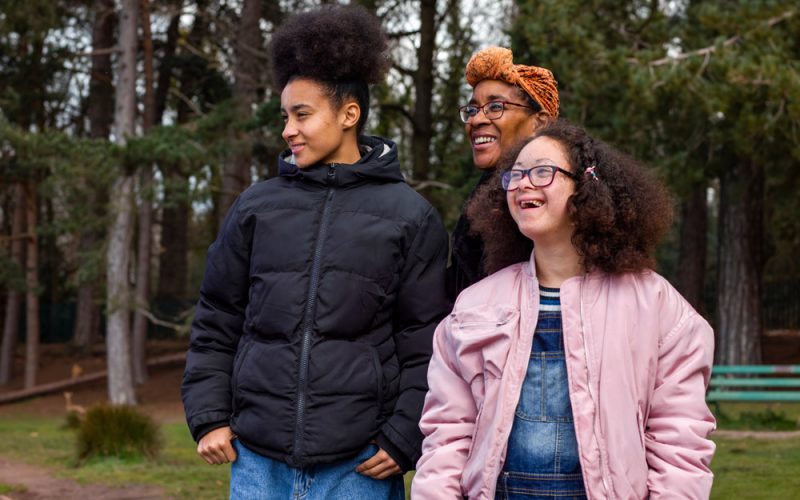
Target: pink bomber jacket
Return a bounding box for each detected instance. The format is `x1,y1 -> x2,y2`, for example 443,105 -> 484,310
412,255 -> 716,499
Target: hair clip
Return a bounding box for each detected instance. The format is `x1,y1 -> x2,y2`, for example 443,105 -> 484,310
584,165 -> 598,181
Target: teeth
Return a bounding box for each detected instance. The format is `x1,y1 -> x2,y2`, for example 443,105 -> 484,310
521,200 -> 544,208
474,136 -> 496,145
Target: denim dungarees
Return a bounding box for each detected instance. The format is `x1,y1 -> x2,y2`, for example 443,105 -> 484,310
495,286 -> 587,499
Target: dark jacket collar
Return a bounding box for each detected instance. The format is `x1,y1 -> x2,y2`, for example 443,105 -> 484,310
277,135 -> 404,186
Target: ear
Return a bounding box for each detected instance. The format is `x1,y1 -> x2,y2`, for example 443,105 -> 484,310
529,112 -> 552,133
341,101 -> 361,131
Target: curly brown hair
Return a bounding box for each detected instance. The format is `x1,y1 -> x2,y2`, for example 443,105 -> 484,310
466,120 -> 674,275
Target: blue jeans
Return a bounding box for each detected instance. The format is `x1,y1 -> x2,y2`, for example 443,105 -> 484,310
230,440 -> 405,499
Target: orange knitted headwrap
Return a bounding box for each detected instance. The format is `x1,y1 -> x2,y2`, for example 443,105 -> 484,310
465,46 -> 559,118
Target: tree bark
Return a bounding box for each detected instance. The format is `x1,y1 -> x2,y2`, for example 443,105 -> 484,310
0,183 -> 25,384
716,159 -> 764,365
106,0 -> 139,406
411,0 -> 436,185
132,0 -> 157,385
675,182 -> 707,314
88,0 -> 116,140
156,174 -> 190,299
158,3 -> 208,301
218,0 -> 266,223
74,0 -> 116,353
154,10 -> 180,125
23,184 -> 39,389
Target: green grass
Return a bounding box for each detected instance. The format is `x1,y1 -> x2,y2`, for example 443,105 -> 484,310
0,416 -> 228,499
713,402 -> 800,431
711,435 -> 800,499
0,483 -> 27,494
2,407 -> 800,499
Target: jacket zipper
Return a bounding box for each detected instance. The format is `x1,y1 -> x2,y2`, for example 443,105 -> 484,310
292,163 -> 337,463
578,275 -> 613,497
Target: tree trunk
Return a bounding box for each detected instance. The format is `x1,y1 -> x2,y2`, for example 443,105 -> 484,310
154,11 -> 180,125
106,0 -> 139,406
157,173 -> 190,300
157,3 -> 208,301
175,2 -> 209,124
411,0 -> 436,184
23,184 -> 39,389
675,182 -> 707,314
716,159 -> 764,365
0,183 -> 25,384
218,0 -> 266,223
131,0 -> 157,385
74,0 -> 115,353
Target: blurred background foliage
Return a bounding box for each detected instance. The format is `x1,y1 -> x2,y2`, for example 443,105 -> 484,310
0,0 -> 798,396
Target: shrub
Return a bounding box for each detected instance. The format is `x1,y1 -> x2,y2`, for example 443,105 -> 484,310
76,404 -> 162,461
63,411 -> 82,430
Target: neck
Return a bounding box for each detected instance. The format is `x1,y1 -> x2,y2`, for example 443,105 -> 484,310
533,239 -> 583,288
332,138 -> 361,165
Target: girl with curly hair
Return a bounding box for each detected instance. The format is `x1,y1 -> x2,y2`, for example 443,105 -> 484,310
413,121 -> 716,499
181,5 -> 450,499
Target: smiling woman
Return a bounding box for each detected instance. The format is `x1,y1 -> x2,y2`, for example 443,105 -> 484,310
448,46 -> 560,299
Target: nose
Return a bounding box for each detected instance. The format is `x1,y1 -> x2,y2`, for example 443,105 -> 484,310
517,171 -> 537,190
282,119 -> 296,143
468,109 -> 491,127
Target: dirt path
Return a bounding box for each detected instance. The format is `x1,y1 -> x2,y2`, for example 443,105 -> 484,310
0,457 -> 166,500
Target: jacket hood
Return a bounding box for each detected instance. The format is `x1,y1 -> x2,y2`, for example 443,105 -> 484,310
277,135 -> 404,186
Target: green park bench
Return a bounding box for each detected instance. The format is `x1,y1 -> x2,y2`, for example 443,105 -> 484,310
707,365 -> 800,405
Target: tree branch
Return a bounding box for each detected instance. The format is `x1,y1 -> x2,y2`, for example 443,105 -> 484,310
634,9 -> 795,67
379,102 -> 416,129
392,62 -> 416,78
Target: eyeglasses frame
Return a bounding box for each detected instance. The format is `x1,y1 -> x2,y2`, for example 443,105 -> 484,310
458,100 -> 533,123
501,165 -> 578,191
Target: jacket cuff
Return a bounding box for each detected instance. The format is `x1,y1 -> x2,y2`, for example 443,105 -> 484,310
375,432 -> 413,472
187,410 -> 231,441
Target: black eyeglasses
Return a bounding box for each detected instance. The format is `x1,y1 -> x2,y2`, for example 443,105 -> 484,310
501,166 -> 577,191
459,101 -> 533,123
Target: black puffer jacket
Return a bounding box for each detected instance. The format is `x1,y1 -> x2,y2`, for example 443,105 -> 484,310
181,136 -> 450,470
447,171 -> 492,300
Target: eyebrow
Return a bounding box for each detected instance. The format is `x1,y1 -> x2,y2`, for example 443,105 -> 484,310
512,158 -> 556,168
468,93 -> 509,105
280,103 -> 311,113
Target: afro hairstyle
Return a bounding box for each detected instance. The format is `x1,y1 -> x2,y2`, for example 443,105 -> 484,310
270,5 -> 390,133
270,5 -> 390,88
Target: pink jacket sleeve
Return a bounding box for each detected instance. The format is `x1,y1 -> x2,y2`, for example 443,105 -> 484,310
645,307 -> 716,499
412,316 -> 477,498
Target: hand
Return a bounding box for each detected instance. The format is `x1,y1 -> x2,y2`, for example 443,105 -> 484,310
197,426 -> 238,465
355,446 -> 402,479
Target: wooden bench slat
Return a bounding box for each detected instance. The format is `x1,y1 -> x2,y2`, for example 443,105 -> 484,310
706,391 -> 800,401
712,365 -> 800,374
710,378 -> 800,387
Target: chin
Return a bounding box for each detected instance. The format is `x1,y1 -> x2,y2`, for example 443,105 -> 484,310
472,155 -> 497,170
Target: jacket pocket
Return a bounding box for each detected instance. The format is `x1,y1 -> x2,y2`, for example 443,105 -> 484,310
451,305 -> 519,381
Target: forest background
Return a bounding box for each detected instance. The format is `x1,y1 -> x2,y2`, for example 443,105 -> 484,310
0,0 -> 798,405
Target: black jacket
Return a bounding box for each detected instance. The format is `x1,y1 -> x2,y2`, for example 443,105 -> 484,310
446,171 -> 493,300
181,136 -> 450,471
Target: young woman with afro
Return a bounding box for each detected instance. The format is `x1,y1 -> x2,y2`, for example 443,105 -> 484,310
413,121 -> 716,499
181,6 -> 450,499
